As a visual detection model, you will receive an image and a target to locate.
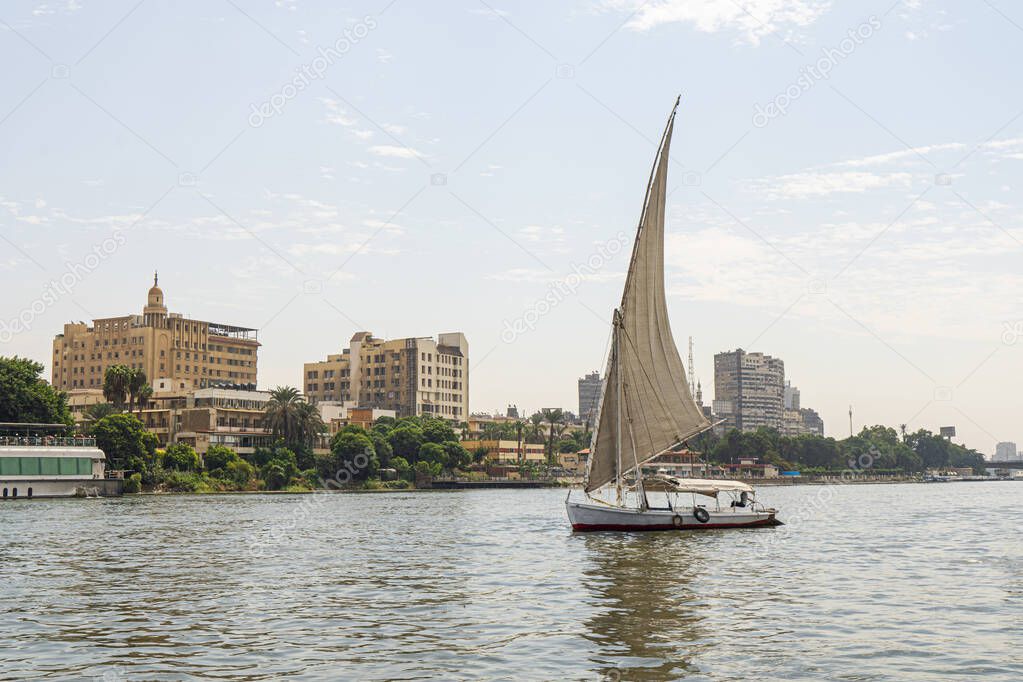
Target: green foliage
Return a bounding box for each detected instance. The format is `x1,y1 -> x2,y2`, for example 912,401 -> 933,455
418,441 -> 446,468
388,424 -> 425,462
224,459 -> 256,487
102,365 -> 132,410
163,443 -> 201,472
415,460 -> 441,477
422,418 -> 457,444
83,402 -> 119,424
329,430 -> 378,482
253,443 -> 298,490
700,425 -> 986,474
369,430 -> 393,468
442,441 -> 471,470
264,386 -> 324,450
91,413 -> 152,473
203,444 -> 240,473
391,456 -> 411,481
124,472 -> 142,494
0,356 -> 73,427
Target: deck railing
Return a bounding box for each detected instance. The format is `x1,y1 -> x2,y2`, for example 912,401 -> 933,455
0,436 -> 97,448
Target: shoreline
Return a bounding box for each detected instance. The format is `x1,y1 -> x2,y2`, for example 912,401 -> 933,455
127,475 -> 1020,497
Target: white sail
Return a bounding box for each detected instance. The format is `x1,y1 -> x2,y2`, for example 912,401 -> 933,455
585,99 -> 711,493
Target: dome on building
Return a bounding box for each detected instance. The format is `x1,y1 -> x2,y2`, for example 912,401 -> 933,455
145,272 -> 167,313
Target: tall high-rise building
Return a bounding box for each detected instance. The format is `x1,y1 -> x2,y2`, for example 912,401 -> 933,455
51,274 -> 259,393
783,380 -> 800,410
578,371 -> 602,427
303,331 -> 468,420
994,442 -> 1018,462
714,349 -> 785,432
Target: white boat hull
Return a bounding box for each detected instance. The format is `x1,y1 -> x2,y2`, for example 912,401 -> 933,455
566,497 -> 781,532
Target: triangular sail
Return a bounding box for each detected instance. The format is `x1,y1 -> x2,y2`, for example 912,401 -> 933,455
585,99 -> 710,493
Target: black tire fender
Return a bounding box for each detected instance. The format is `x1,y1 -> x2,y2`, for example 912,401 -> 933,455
693,507 -> 710,524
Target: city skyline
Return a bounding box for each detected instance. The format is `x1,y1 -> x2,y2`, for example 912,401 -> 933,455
1,2 -> 1021,453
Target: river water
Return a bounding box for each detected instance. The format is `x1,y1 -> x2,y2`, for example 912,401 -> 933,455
1,482 -> 1020,681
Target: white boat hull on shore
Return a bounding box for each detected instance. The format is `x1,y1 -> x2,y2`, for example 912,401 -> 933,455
566,497 -> 781,532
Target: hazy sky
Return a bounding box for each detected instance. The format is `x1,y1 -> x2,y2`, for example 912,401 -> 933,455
1,1 -> 1020,454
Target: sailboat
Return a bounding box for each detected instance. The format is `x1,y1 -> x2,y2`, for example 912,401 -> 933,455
565,98 -> 781,532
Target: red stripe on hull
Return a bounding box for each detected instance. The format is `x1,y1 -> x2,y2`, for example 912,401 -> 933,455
571,517 -> 781,532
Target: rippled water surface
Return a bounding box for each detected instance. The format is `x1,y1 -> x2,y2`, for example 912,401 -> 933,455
1,482 -> 1021,680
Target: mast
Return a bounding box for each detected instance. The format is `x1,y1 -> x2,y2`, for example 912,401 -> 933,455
614,310 -> 623,506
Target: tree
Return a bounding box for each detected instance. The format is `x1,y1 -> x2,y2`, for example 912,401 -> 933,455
264,386 -> 324,450
127,369 -> 150,415
527,412 -> 545,443
540,408 -> 566,465
91,413 -> 152,473
163,443 -> 200,472
0,356 -> 73,427
204,444 -> 240,473
388,424 -> 425,463
252,443 -> 299,490
329,430 -> 378,482
418,442 -> 447,468
136,383 -> 154,415
422,418 -> 456,444
83,402 -> 118,425
102,365 -> 132,411
442,441 -> 471,470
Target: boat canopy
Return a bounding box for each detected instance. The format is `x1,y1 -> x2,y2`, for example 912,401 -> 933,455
640,474 -> 754,498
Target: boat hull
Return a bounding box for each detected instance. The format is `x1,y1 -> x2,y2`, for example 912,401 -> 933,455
566,498 -> 781,532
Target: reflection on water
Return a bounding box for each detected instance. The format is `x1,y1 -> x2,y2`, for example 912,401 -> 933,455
581,534 -> 704,680
0,483 -> 1021,680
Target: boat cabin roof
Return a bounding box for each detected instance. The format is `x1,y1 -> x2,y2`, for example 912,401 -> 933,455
642,474 -> 754,497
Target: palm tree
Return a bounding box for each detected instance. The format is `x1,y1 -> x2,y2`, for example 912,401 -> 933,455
136,384 -> 154,415
127,369 -> 149,414
540,407 -> 565,465
102,365 -> 131,411
527,413 -> 544,443
264,386 -> 323,449
83,402 -> 118,425
515,420 -> 524,464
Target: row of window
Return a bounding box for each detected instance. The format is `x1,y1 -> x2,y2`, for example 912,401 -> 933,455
0,457 -> 93,476
2,487 -> 33,498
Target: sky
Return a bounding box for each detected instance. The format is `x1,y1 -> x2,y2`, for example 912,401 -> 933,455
1,0 -> 1020,455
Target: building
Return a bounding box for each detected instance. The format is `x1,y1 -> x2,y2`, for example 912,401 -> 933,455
558,449 -> 589,476
783,380 -> 800,410
994,442 -> 1019,462
782,407 -> 825,437
720,457 -> 780,479
578,371 -> 602,427
317,402 -> 397,435
304,331 -> 468,421
52,274 -> 259,393
714,349 -> 785,432
137,387 -> 279,456
643,449 -> 720,478
460,439 -> 545,463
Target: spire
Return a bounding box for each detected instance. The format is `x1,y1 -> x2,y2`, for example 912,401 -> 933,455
154,270 -> 158,286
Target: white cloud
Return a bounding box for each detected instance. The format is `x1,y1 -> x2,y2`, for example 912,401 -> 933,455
835,143 -> 966,168
368,145 -> 423,160
601,0 -> 830,45
753,171 -> 914,199
319,98 -> 357,127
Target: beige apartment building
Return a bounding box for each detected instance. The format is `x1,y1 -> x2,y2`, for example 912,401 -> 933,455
52,275 -> 259,393
304,331 -> 468,421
